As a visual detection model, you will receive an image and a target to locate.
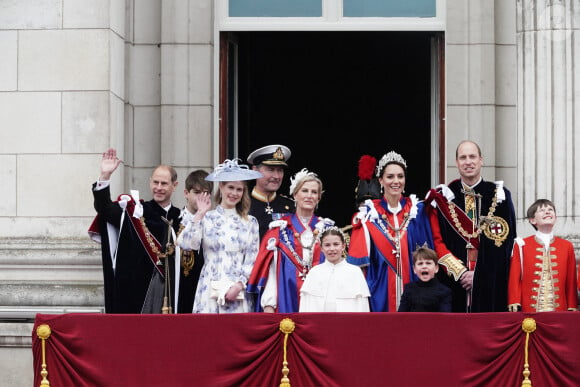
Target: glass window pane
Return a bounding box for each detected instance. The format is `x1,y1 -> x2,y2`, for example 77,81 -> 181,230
344,0 -> 436,18
229,0 -> 322,17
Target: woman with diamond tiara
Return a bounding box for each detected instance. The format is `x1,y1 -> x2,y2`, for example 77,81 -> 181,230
346,150 -> 440,312
247,169 -> 335,313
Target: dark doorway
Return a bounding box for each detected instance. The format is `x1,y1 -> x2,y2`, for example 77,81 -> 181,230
234,31 -> 436,228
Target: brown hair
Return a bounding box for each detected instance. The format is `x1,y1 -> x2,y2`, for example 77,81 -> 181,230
215,181 -> 251,220
291,173 -> 324,199
455,140 -> 482,159
320,227 -> 346,244
412,246 -> 438,266
526,199 -> 555,230
185,169 -> 213,192
153,165 -> 178,183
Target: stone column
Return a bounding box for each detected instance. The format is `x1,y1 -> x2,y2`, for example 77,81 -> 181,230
517,0 -> 580,235
124,1 -> 163,194
445,0 -> 519,229
160,0 -> 214,183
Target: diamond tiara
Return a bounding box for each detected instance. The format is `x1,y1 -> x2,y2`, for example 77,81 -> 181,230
320,225 -> 346,240
376,151 -> 407,177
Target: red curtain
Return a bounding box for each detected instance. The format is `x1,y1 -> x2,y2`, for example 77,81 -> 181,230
32,312 -> 580,387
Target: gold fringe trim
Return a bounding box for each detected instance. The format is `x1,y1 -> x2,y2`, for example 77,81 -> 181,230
521,317 -> 537,387
279,318 -> 295,387
36,324 -> 52,386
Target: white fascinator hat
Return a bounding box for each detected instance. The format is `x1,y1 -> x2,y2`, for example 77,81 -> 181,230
289,168 -> 319,196
206,158 -> 264,182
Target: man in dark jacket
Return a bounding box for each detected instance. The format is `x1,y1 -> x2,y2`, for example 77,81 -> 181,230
426,140 -> 516,312
247,144 -> 294,240
91,148 -> 182,313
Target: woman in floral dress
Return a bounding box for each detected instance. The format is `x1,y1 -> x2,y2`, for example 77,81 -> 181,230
178,159 -> 262,313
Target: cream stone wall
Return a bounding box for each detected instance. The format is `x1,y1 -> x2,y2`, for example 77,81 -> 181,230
445,0 -> 522,235
3,0 -> 579,385
0,0 -> 126,238
0,0 -> 214,240
0,31 -> 17,90
160,0 -> 214,172
517,0 -> 580,237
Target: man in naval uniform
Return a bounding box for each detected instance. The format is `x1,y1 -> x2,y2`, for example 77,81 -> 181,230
425,140 -> 517,312
247,144 -> 294,240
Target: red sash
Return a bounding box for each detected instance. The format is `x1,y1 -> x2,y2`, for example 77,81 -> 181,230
88,195 -> 165,277
425,188 -> 480,250
367,223 -> 401,271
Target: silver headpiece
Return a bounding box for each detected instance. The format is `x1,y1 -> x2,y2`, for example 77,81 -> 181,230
321,225 -> 346,240
289,168 -> 318,196
376,151 -> 407,177
206,158 -> 264,181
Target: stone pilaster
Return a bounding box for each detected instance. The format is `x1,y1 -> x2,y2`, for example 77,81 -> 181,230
517,0 -> 580,235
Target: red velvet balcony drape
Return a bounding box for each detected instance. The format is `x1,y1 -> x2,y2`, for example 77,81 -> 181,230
32,312 -> 580,387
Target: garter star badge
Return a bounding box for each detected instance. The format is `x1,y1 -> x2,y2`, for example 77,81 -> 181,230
482,215 -> 509,247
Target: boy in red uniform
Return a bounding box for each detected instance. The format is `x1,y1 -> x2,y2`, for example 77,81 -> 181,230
508,199 -> 578,312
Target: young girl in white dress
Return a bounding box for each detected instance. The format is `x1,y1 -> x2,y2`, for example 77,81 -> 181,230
299,227 -> 370,312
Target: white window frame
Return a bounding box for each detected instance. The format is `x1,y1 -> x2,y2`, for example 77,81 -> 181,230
216,0 -> 446,31
212,0 -> 446,171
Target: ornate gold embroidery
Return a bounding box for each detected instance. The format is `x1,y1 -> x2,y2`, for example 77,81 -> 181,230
181,250 -> 195,277
438,254 -> 467,281
464,187 -> 476,220
535,246 -> 556,312
139,216 -> 175,265
177,223 -> 195,276
482,216 -> 509,247
447,188 -> 509,246
447,189 -> 498,239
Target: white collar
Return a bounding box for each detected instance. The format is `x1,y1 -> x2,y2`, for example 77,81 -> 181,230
535,231 -> 553,248
461,177 -> 482,189
388,202 -> 402,214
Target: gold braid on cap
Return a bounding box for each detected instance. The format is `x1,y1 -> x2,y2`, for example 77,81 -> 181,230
376,151 -> 407,177
272,147 -> 285,161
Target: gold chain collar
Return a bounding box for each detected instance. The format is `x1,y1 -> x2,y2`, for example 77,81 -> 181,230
139,217 -> 175,263
447,188 -> 498,239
